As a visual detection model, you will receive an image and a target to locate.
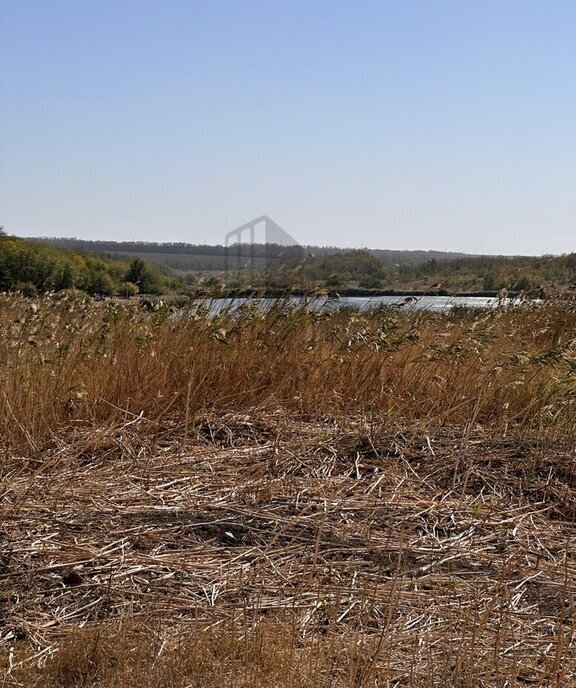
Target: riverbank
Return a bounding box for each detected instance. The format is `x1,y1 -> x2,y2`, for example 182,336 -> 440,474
208,287 -> 512,299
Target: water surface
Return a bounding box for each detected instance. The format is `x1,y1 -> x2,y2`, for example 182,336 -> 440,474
195,294 -> 504,315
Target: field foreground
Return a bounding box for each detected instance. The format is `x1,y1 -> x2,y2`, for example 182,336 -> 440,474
1,295 -> 576,686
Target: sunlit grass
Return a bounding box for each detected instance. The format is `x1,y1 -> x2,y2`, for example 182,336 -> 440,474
1,292 -> 575,452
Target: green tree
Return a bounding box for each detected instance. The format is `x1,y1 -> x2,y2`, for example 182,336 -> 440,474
125,258 -> 163,294
57,262 -> 77,290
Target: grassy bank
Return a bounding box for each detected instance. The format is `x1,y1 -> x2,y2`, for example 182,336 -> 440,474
1,294 -> 576,686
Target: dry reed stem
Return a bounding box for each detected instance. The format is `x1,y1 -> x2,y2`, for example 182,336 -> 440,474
1,413 -> 575,686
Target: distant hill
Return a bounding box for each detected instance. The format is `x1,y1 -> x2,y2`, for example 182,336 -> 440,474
30,237 -> 476,272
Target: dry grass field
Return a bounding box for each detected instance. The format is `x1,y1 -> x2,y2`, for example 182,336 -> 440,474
1,293 -> 576,686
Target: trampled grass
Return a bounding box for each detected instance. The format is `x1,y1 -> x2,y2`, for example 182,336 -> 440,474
1,293 -> 576,686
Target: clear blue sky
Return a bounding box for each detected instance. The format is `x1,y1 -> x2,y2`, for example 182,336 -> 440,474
1,0 -> 575,254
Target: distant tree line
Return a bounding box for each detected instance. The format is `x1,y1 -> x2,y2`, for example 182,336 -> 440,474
259,250 -> 388,290
33,238 -> 307,259
396,254 -> 576,293
33,237 -> 472,265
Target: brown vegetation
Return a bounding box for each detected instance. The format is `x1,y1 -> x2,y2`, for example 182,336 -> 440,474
1,294 -> 576,686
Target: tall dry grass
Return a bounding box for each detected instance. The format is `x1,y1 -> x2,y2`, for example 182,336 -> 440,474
0,292 -> 575,452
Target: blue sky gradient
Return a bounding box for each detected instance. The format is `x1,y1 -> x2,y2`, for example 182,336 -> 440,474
1,1 -> 575,253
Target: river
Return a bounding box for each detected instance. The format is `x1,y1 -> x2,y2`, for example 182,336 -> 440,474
192,294 -> 508,315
